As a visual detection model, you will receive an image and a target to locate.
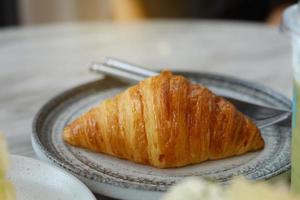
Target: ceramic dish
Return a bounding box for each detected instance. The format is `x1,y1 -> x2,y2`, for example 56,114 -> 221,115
32,72 -> 291,200
6,155 -> 96,200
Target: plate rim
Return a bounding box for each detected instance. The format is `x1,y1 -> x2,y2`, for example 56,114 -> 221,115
32,71 -> 292,192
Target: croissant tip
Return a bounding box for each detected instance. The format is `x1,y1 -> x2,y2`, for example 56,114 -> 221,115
63,127 -> 73,144
251,131 -> 265,151
259,136 -> 265,149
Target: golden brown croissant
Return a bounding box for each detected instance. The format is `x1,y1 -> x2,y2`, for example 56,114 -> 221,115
63,71 -> 264,168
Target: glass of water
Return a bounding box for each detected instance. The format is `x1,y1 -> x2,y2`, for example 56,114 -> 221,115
282,3 -> 300,193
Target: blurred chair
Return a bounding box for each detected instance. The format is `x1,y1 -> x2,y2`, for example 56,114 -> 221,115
19,0 -> 111,25
110,0 -> 296,25
0,0 -> 19,27
15,0 -> 296,26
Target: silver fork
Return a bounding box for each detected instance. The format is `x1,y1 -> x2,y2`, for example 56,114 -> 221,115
90,57 -> 292,129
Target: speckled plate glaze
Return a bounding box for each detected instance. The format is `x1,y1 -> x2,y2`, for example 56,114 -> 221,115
32,72 -> 291,200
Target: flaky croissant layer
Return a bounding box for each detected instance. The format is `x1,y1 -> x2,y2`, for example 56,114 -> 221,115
63,71 -> 264,168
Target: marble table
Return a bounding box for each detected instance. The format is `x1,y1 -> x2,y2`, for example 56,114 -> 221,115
0,21 -> 292,199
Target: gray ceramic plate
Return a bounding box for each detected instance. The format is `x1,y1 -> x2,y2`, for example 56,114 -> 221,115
32,72 -> 291,200
7,155 -> 96,200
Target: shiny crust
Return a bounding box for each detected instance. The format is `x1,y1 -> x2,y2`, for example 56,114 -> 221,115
63,71 -> 264,168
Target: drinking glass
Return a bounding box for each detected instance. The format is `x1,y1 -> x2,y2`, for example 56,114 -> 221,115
282,3 -> 300,193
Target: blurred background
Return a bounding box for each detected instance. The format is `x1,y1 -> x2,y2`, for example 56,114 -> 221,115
0,0 -> 296,28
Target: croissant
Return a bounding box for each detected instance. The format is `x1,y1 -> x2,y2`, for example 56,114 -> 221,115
63,71 -> 264,168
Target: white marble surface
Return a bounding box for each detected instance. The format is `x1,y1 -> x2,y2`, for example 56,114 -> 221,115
0,20 -> 292,164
